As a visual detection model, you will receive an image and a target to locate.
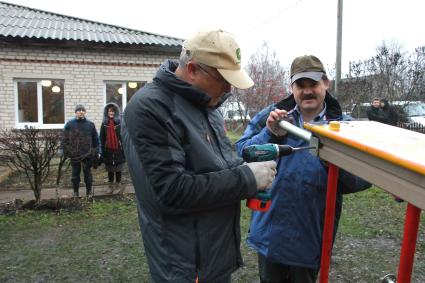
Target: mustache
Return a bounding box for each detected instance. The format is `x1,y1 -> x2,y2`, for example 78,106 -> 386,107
302,94 -> 316,100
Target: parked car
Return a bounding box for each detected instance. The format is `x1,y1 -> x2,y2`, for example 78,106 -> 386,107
351,101 -> 425,127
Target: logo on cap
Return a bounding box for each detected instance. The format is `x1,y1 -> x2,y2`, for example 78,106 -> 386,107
236,48 -> 241,61
183,29 -> 254,89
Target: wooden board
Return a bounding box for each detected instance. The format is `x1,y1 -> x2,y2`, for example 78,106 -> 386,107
305,121 -> 425,209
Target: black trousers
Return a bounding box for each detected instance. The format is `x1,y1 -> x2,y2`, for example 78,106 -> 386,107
71,159 -> 93,193
258,253 -> 318,283
108,171 -> 122,183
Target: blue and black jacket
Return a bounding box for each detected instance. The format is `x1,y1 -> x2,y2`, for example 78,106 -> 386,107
235,92 -> 371,269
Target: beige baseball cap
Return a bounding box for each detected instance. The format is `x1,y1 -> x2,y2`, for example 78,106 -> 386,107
183,29 -> 254,89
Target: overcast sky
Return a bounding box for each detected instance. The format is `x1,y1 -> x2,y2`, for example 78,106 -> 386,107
4,0 -> 425,75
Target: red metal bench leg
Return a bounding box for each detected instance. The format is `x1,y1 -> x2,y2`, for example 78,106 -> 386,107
319,163 -> 340,283
397,203 -> 421,283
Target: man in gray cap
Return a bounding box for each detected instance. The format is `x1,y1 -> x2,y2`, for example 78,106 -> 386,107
61,103 -> 99,197
121,29 -> 277,282
236,55 -> 371,283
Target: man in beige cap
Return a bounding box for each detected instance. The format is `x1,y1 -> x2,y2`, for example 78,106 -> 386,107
236,55 -> 370,283
121,29 -> 277,282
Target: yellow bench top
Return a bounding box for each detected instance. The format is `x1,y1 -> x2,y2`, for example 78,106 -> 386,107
304,121 -> 425,176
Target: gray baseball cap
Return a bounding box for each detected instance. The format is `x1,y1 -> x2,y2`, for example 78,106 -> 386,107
290,55 -> 326,84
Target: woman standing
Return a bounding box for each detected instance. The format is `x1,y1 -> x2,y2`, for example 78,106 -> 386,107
100,102 -> 125,194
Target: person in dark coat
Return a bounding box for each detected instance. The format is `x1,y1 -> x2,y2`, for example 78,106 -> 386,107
121,29 -> 277,283
367,98 -> 389,123
100,102 -> 125,194
61,103 -> 99,197
380,99 -> 399,126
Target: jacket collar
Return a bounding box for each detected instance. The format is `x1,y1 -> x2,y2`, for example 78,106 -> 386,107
154,60 -> 214,108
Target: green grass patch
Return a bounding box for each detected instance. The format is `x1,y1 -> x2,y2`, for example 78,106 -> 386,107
1,188 -> 425,282
339,187 -> 409,239
226,129 -> 243,145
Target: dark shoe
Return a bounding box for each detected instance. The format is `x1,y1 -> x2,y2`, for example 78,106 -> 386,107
86,186 -> 93,197
107,183 -> 114,194
116,183 -> 125,195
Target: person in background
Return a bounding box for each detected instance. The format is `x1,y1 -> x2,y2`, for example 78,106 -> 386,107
100,102 -> 126,194
121,29 -> 277,282
380,98 -> 399,126
236,55 -> 371,283
367,98 -> 389,123
61,103 -> 99,197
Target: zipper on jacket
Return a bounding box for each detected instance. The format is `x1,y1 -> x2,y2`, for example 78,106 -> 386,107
204,113 -> 227,169
194,219 -> 200,281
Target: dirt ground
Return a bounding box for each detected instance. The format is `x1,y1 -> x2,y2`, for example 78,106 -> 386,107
0,184 -> 134,204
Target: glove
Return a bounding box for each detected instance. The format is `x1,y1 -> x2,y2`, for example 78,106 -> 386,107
246,160 -> 277,190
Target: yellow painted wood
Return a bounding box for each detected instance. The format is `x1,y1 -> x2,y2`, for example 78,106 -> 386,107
304,121 -> 425,176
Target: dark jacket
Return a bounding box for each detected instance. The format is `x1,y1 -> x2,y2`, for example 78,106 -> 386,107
235,93 -> 371,269
367,106 -> 389,123
381,99 -> 399,126
62,117 -> 99,162
100,102 -> 125,166
121,60 -> 257,282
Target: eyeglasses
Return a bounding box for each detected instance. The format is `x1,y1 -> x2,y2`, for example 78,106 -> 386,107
196,63 -> 229,85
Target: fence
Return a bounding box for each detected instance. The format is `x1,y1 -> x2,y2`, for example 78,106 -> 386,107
397,122 -> 425,134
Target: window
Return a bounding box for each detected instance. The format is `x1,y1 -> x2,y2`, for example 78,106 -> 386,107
105,81 -> 145,110
15,79 -> 65,128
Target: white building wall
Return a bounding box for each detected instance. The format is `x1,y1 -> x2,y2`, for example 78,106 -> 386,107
0,42 -> 179,129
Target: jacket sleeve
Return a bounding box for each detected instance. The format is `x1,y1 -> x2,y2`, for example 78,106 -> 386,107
99,124 -> 105,156
235,104 -> 275,156
367,108 -> 389,123
91,123 -> 100,153
123,97 -> 257,215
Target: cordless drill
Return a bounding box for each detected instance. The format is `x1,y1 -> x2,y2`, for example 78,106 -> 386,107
242,143 -> 315,211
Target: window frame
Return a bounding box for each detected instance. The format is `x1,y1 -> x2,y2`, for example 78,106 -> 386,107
14,79 -> 65,129
104,80 -> 145,110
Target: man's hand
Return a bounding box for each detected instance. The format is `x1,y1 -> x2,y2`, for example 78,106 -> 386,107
246,161 -> 277,190
266,109 -> 290,137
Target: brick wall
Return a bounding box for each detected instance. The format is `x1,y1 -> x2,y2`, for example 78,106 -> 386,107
0,42 -> 179,129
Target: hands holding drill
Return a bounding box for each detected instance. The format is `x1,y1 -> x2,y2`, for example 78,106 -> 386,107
245,109 -> 287,190
246,161 -> 277,190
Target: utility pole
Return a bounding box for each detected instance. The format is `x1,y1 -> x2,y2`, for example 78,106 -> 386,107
335,0 -> 343,96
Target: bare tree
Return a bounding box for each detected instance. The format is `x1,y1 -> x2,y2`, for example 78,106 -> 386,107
233,41 -> 288,119
338,41 -> 425,114
0,127 -> 60,203
406,46 -> 425,101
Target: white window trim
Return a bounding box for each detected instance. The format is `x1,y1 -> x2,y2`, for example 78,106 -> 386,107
14,79 -> 65,129
104,81 -> 128,110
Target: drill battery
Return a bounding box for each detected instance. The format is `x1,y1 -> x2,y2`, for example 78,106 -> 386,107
246,191 -> 271,212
